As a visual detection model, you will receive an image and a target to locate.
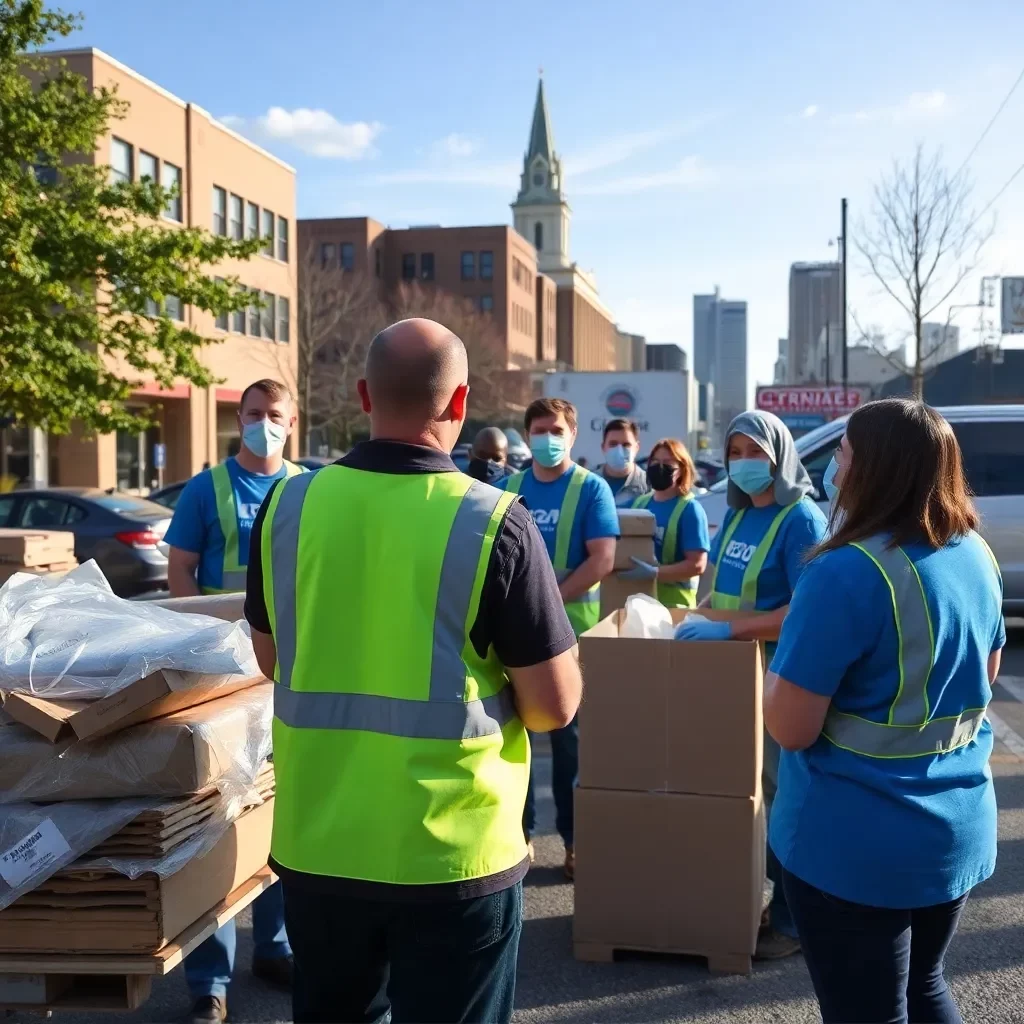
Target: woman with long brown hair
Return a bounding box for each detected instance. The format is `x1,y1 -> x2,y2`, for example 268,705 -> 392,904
764,399 -> 1004,1024
618,438 -> 710,607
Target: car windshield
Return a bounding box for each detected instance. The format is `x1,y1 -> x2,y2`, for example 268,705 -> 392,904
92,494 -> 171,515
503,428 -> 528,450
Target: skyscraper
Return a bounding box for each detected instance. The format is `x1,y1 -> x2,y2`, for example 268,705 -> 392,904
693,291 -> 718,385
788,262 -> 841,384
713,299 -> 748,442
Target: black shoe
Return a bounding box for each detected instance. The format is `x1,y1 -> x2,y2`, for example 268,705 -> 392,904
189,995 -> 227,1023
252,954 -> 294,991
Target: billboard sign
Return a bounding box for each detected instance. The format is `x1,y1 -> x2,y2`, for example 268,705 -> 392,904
1001,277 -> 1024,335
755,385 -> 866,419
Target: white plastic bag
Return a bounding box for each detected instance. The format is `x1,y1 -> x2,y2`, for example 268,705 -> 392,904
620,594 -> 675,640
0,561 -> 257,699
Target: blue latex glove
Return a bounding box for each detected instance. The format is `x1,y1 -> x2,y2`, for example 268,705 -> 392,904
618,556 -> 659,582
674,618 -> 733,641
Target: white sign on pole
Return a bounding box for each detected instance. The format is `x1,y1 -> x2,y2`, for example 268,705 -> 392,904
1001,277 -> 1024,335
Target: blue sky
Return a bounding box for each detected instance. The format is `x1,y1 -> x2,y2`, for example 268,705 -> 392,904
67,0 -> 1024,391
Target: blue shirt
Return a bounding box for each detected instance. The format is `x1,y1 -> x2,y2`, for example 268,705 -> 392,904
500,465 -> 619,571
165,457 -> 292,592
648,494 -> 711,563
769,532 -> 1005,909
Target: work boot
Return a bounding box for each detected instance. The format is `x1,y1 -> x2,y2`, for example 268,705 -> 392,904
754,927 -> 801,960
252,954 -> 294,991
189,995 -> 227,1023
564,845 -> 575,881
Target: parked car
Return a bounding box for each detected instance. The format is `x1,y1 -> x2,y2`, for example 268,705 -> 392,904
150,480 -> 186,509
0,488 -> 173,597
695,405 -> 1024,612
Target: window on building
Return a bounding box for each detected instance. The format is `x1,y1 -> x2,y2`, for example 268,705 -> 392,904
277,296 -> 290,343
164,295 -> 183,321
262,209 -> 274,257
162,162 -> 182,221
341,242 -> 355,272
401,253 -> 416,281
212,186 -> 227,235
420,252 -> 435,282
248,290 -> 261,336
321,242 -> 337,268
32,157 -> 58,186
229,194 -> 243,240
214,278 -> 228,331
246,201 -> 259,240
277,216 -> 289,262
232,294 -> 246,334
480,295 -> 494,314
261,292 -> 276,340
110,138 -> 132,184
374,247 -> 381,278
953,421 -> 1024,498
145,296 -> 160,318
534,222 -> 543,251
461,251 -> 475,281
480,250 -> 494,281
139,152 -> 158,182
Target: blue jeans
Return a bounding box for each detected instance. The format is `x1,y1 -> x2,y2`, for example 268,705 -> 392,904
185,882 -> 291,1001
522,716 -> 578,847
782,867 -> 968,1024
762,731 -> 797,938
283,881 -> 523,1023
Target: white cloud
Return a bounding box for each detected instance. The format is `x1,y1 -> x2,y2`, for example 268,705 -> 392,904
219,107 -> 382,160
801,104 -> 819,119
431,133 -> 478,159
842,90 -> 949,125
574,156 -> 715,197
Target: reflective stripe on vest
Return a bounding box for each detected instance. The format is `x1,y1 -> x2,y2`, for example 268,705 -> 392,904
507,465 -> 600,633
711,503 -> 798,611
821,534 -> 987,758
269,473 -> 518,740
205,459 -> 303,594
632,492 -> 698,604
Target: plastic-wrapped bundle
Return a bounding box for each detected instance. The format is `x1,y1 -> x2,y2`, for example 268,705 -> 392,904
0,561 -> 257,700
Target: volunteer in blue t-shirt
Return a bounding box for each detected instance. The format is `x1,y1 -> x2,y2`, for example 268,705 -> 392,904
765,399 -> 1004,1024
165,378 -> 301,1024
598,418 -> 650,507
676,409 -> 827,960
501,397 -> 619,880
620,438 -> 709,608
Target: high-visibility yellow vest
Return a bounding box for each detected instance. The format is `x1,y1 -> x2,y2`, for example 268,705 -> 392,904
506,465 -> 600,637
261,467 -> 529,884
203,459 -> 304,594
821,532 -> 997,758
710,503 -> 799,611
631,492 -> 697,609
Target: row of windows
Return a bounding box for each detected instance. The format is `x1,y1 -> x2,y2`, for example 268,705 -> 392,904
110,137 -> 182,221
212,282 -> 290,343
212,187 -> 289,262
512,257 -> 534,295
460,251 -> 494,282
321,241 -> 356,271
512,302 -> 534,337
402,252 -> 437,282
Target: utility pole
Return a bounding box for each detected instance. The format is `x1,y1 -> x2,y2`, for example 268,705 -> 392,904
841,197 -> 849,400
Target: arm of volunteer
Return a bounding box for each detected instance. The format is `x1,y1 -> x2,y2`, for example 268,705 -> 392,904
661,499 -> 710,581
167,548 -> 201,598
164,478 -> 206,597
507,649 -> 582,732
559,536 -> 616,602
657,550 -> 708,582
559,477 -> 618,601
729,605 -> 789,642
244,483 -> 279,680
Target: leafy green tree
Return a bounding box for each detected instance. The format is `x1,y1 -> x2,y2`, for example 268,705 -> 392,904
0,0 -> 261,434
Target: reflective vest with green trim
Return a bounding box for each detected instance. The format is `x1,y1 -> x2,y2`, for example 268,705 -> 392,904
710,503 -> 799,610
506,465 -> 600,636
630,492 -> 698,609
821,533 -> 995,758
204,459 -> 304,594
261,467 -> 530,884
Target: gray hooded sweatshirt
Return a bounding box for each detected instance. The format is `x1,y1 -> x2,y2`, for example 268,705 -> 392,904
723,411 -> 814,509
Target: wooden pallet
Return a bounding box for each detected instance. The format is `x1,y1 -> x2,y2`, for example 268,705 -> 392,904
574,940 -> 752,976
0,868 -> 276,1012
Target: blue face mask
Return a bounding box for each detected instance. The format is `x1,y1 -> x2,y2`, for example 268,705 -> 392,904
729,458 -> 773,496
822,456 -> 840,502
242,418 -> 287,459
604,444 -> 633,472
530,433 -> 570,469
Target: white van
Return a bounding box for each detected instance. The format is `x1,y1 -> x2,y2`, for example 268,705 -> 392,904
697,405 -> 1024,612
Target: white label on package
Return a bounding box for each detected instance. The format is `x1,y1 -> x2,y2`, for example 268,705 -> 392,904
0,818 -> 72,889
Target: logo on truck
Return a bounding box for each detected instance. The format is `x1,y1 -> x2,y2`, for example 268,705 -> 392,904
603,386 -> 637,417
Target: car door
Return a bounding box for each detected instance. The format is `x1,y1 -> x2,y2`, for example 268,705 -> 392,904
950,419 -> 1024,611
16,496 -> 87,562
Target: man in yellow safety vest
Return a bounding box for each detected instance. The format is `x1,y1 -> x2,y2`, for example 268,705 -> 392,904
245,318 -> 582,1024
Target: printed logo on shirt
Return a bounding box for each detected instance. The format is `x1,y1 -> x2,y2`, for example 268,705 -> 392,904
236,501 -> 264,521
530,508 -> 561,529
725,539 -> 757,565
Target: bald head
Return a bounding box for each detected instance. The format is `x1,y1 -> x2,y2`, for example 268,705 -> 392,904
365,318 -> 468,421
472,427 -> 508,464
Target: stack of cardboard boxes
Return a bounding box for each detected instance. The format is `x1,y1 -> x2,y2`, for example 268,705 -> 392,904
574,608 -> 766,974
600,509 -> 657,619
0,529 -> 78,586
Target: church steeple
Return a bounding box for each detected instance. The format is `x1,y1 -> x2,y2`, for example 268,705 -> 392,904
527,77 -> 555,167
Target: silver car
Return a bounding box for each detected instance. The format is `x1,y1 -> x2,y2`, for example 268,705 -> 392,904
697,404 -> 1024,613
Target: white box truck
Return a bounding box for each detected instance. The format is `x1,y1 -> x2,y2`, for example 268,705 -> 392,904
541,371 -> 698,468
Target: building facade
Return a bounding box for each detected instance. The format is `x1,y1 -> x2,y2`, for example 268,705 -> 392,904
788,262 -> 841,385
693,292 -> 717,385
922,322 -> 960,367
35,49 -> 297,492
646,344 -> 687,372
712,299 -> 748,441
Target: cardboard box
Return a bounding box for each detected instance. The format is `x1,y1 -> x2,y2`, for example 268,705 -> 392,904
579,609 -> 763,798
3,669 -> 264,743
151,593 -> 246,622
612,508 -> 656,571
0,563 -> 76,586
0,529 -> 75,568
598,574 -> 656,619
0,798 -> 274,954
0,973 -> 73,1005
0,684 -> 272,801
573,788 -> 765,967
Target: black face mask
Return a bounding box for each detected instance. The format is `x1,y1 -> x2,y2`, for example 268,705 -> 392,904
467,458 -> 506,484
647,463 -> 678,492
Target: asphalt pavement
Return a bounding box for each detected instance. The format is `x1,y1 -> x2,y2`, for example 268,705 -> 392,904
18,621 -> 1024,1024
